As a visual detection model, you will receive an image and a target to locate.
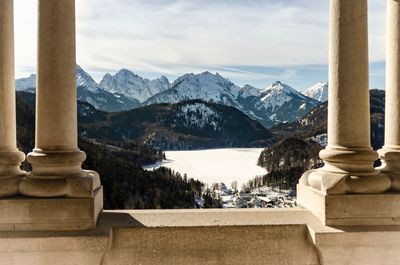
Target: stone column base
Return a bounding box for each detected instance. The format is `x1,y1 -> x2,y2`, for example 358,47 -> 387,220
19,170 -> 101,198
0,187 -> 103,231
0,150 -> 26,197
378,148 -> 400,191
297,183 -> 400,226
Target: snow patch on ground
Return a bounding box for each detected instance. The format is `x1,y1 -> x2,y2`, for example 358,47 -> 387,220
177,103 -> 220,130
310,133 -> 328,147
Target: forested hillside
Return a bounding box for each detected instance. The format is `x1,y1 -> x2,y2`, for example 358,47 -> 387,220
270,89 -> 385,150
252,138 -> 323,194
16,92 -> 203,209
79,100 -> 276,150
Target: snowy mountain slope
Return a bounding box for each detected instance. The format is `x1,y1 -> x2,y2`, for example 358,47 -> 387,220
303,82 -> 329,102
177,103 -> 221,131
143,72 -> 242,108
15,74 -> 36,92
270,89 -> 385,150
250,81 -> 320,125
79,99 -> 276,150
76,65 -> 103,92
238,85 -> 261,99
99,69 -> 170,102
143,75 -> 319,128
16,67 -> 320,127
237,81 -> 320,127
15,65 -> 140,112
76,86 -> 139,112
258,81 -> 307,111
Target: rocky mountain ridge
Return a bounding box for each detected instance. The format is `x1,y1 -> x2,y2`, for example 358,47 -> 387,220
16,65 -> 325,127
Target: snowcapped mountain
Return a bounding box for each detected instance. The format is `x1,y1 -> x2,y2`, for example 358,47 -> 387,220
15,65 -> 140,112
143,72 -> 242,108
79,99 -> 275,150
99,69 -> 170,102
143,74 -> 319,128
76,65 -> 102,92
16,74 -> 36,92
303,82 -> 328,102
258,81 -> 307,111
270,89 -> 385,150
241,81 -> 320,127
16,66 -> 103,92
15,67 -> 321,128
238,85 -> 261,99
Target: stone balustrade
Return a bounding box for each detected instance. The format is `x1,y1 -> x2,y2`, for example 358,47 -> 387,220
0,0 -> 102,231
297,0 -> 400,226
1,0 -> 400,264
2,209 -> 400,265
378,0 -> 400,191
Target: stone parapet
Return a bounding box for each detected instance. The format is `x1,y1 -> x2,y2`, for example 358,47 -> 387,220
0,209 -> 399,265
297,183 -> 400,226
0,187 -> 103,232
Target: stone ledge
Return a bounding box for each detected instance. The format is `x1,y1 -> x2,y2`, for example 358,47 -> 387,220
0,187 -> 103,231
97,208 -> 318,229
0,209 -> 399,264
297,183 -> 400,226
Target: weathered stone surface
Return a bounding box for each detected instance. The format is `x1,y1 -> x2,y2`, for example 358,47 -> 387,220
0,187 -> 103,231
302,0 -> 391,195
103,225 -> 319,265
0,210 -> 398,265
0,0 -> 26,198
378,0 -> 400,191
297,183 -> 400,226
297,0 -> 394,228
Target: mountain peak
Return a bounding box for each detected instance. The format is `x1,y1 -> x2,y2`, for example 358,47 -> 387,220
76,65 -> 100,92
99,69 -> 170,102
263,81 -> 301,96
303,82 -> 329,102
146,71 -> 241,109
116,68 -> 141,78
159,75 -> 169,81
257,81 -> 309,115
238,84 -> 261,98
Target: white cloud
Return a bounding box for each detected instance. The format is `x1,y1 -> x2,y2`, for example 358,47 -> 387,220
13,0 -> 386,84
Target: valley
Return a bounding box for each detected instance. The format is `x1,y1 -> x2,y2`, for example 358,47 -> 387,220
14,66 -> 387,210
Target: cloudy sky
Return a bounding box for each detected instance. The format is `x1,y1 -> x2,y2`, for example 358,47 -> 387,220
14,0 -> 386,91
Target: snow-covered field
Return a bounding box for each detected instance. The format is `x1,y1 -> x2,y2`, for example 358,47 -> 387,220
143,148 -> 267,188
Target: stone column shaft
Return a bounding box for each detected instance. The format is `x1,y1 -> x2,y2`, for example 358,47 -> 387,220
0,0 -> 25,196
0,0 -> 17,151
36,0 -> 78,151
327,0 -> 370,148
378,0 -> 400,191
304,0 -> 390,194
20,0 -> 101,198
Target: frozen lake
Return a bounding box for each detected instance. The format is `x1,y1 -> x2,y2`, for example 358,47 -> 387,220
143,148 -> 268,188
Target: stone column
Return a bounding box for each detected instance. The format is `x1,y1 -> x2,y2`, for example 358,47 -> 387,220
20,0 -> 101,198
0,0 -> 25,197
378,0 -> 400,191
303,0 -> 391,195
297,0 -> 396,226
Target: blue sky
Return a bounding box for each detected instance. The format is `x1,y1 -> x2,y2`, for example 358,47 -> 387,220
14,0 -> 386,91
